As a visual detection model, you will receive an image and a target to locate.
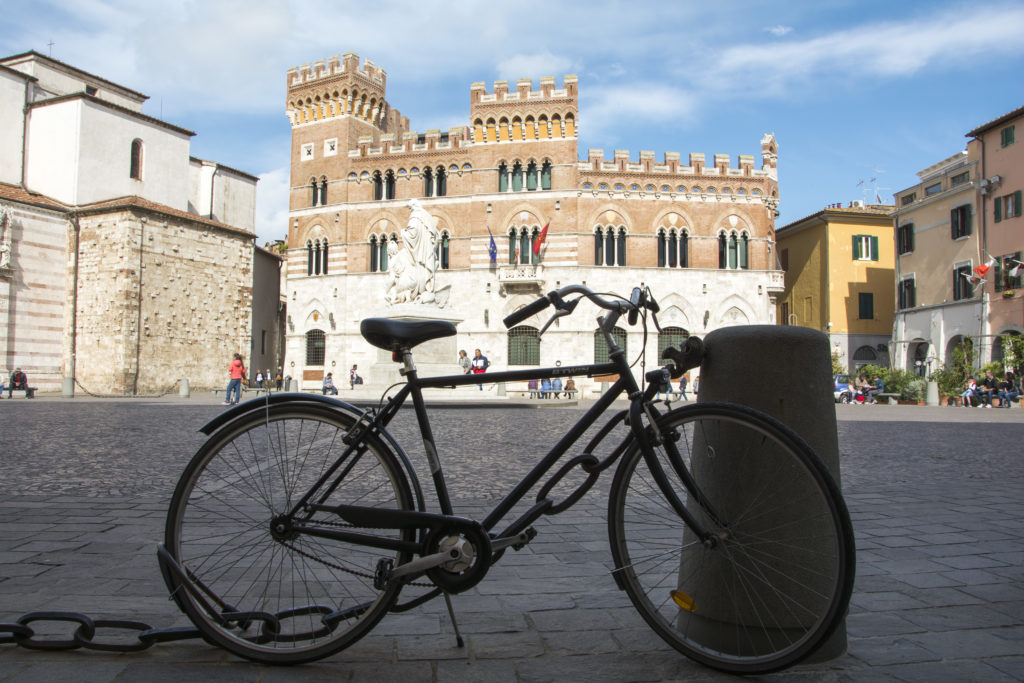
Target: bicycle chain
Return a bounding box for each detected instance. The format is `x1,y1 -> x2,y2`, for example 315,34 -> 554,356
282,518 -> 434,588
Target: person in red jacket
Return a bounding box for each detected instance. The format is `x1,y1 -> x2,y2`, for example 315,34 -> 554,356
224,354 -> 245,405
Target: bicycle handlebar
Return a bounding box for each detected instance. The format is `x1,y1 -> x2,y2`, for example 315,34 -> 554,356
502,284 -> 632,329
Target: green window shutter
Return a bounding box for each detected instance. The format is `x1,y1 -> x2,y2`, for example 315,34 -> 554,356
852,235 -> 861,260
995,258 -> 1003,292
1015,190 -> 1022,217
995,196 -> 1002,222
965,207 -> 972,234
870,235 -> 879,261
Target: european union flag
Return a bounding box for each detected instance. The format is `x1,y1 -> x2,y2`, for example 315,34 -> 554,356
487,226 -> 497,263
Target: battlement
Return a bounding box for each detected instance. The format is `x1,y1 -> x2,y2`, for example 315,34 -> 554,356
471,75 -> 578,105
286,52 -> 386,91
579,143 -> 773,179
346,127 -> 472,158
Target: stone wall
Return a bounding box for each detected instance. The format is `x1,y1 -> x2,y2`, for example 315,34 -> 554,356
70,205 -> 253,394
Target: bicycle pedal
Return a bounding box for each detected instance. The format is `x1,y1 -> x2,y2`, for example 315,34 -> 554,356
374,558 -> 394,590
512,527 -> 537,550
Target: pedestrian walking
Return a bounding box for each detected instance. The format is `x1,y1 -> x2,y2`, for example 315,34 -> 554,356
224,354 -> 245,405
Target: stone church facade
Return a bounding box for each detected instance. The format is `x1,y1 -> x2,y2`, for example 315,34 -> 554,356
284,52 -> 783,393
0,51 -> 271,394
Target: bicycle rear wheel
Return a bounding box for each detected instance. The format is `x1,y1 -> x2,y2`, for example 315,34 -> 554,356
165,404 -> 414,664
607,402 -> 854,674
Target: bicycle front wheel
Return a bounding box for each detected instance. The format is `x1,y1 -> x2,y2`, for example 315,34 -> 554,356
165,404 -> 415,664
607,402 -> 854,674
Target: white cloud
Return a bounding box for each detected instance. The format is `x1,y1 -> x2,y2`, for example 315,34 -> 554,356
254,167 -> 290,244
495,52 -> 577,81
582,84 -> 698,144
764,25 -> 793,37
708,6 -> 1024,98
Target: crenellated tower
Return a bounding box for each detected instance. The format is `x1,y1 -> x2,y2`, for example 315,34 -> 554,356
285,52 -> 411,210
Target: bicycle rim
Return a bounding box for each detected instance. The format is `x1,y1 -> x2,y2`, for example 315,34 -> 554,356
165,406 -> 414,663
608,403 -> 854,674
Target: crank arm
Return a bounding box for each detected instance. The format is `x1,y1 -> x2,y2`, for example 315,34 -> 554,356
389,548 -> 460,581
489,531 -> 533,551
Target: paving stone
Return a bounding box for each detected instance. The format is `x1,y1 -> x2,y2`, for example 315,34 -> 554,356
0,402 -> 1022,681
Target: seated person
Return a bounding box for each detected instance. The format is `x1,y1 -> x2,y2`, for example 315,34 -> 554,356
321,372 -> 338,396
564,378 -> 576,395
979,370 -> 998,408
854,375 -> 870,403
8,368 -> 28,398
654,368 -> 672,401
959,376 -> 978,407
865,375 -> 884,404
997,372 -> 1020,408
527,378 -> 539,398
540,378 -> 552,398
551,377 -> 563,398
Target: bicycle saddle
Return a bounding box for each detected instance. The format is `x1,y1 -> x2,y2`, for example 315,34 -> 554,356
360,318 -> 457,351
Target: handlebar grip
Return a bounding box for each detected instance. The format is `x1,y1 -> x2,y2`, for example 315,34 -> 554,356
503,296 -> 550,328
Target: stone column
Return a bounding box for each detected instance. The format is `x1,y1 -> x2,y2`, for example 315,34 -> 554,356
694,324 -> 847,661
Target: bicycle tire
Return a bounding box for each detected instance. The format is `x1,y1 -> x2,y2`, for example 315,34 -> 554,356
607,402 -> 855,674
165,404 -> 415,664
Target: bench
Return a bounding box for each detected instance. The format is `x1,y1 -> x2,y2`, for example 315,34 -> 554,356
4,386 -> 36,399
213,387 -> 271,398
875,392 -> 900,405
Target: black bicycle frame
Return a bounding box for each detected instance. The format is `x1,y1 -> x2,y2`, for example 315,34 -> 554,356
284,319 -> 713,555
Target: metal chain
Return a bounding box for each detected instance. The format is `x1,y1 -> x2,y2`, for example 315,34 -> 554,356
0,611 -> 202,652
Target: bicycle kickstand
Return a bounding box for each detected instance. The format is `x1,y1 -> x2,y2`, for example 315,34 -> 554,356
442,592 -> 465,648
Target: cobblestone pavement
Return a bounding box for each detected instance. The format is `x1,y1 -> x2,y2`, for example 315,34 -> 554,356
0,396 -> 1022,681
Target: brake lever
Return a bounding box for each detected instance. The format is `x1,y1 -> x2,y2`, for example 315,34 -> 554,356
537,296 -> 581,339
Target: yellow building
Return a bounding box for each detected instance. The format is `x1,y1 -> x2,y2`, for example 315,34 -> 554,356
776,203 -> 895,371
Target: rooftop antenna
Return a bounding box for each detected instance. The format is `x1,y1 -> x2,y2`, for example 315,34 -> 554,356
47,40 -> 55,57
858,167 -> 889,205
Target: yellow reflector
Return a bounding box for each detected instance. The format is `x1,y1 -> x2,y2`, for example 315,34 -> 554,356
671,590 -> 697,612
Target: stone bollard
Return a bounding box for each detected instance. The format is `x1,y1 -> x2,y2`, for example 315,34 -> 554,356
926,381 -> 939,406
179,378 -> 190,398
62,377 -> 75,398
696,324 -> 847,662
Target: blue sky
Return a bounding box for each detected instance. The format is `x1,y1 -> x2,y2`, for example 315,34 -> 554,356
4,0 -> 1024,243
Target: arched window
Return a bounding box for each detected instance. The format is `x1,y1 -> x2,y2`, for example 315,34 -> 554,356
130,139 -> 143,180
541,160 -> 552,190
423,167 -> 433,197
320,178 -> 328,205
594,326 -> 627,363
306,329 -> 326,366
385,170 -> 396,200
321,240 -> 328,275
313,239 -> 322,274
680,231 -> 689,267
508,326 -> 540,365
718,232 -> 727,269
512,161 -> 523,192
739,233 -> 749,269
369,235 -> 393,273
658,326 -> 689,358
373,172 -> 383,200
508,226 -> 536,264
853,345 -> 877,371
436,166 -> 447,197
596,226 -> 626,266
307,240 -> 314,276
728,233 -> 738,269
658,229 -> 667,267
436,230 -> 450,270
527,161 -> 538,191
498,162 -> 508,192
311,178 -> 319,206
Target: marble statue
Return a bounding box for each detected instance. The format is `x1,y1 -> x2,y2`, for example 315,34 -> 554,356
385,198 -> 440,305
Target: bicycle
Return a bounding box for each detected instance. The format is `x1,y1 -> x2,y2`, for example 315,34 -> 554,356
161,283 -> 855,675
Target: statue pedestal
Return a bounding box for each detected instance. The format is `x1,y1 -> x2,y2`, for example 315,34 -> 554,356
369,305 -> 465,386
